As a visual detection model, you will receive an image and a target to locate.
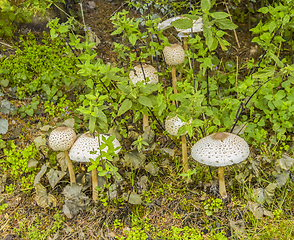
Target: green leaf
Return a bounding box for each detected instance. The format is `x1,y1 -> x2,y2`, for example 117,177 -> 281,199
201,0 -> 211,11
171,19 -> 193,30
25,109 -> 34,116
106,71 -> 129,82
258,7 -> 268,14
118,99 -> 132,116
138,96 -> 153,108
210,12 -> 230,19
89,115 -> 96,133
252,67 -> 275,78
117,84 -> 131,94
129,34 -> 138,46
269,52 -> 283,67
214,18 -> 238,30
203,26 -> 213,49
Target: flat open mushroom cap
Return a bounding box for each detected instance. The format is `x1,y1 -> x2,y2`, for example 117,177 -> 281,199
163,44 -> 185,66
69,132 -> 121,162
165,116 -> 188,136
191,132 -> 250,167
48,126 -> 77,152
129,65 -> 158,86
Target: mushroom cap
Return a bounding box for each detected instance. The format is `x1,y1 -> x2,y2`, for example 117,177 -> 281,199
129,64 -> 159,86
163,44 -> 185,66
165,116 -> 189,136
191,132 -> 250,167
48,126 -> 77,152
69,132 -> 121,162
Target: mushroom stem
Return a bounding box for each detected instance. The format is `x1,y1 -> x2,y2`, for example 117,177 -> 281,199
171,66 -> 178,105
92,168 -> 99,201
181,135 -> 188,173
218,167 -> 227,198
183,37 -> 188,51
143,114 -> 149,130
64,150 -> 76,184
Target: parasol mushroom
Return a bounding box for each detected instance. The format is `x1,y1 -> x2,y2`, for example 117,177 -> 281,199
48,126 -> 77,184
129,64 -> 159,130
191,132 -> 250,198
162,44 -> 185,105
165,116 -> 190,173
69,132 -> 121,201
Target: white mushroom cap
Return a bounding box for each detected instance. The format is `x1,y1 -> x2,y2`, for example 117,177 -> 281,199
48,126 -> 77,152
163,44 -> 185,66
129,64 -> 159,86
69,132 -> 121,162
191,132 -> 250,167
165,116 -> 189,136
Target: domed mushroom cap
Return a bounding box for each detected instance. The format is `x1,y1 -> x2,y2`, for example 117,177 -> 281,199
165,116 -> 189,136
163,44 -> 185,66
191,132 -> 250,167
129,64 -> 159,86
69,132 -> 121,162
48,126 -> 77,152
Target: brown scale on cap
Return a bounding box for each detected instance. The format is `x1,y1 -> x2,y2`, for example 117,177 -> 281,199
211,132 -> 229,141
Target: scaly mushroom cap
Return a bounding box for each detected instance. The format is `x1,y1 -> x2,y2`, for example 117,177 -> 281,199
129,64 -> 159,86
191,132 -> 250,167
69,132 -> 121,162
165,116 -> 188,136
48,126 -> 77,152
163,44 -> 185,66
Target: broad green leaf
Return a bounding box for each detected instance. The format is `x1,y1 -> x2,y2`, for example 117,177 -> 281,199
117,84 -> 131,94
201,0 -> 211,11
258,7 -> 269,14
129,34 -> 138,46
118,99 -> 132,116
252,67 -> 275,78
106,71 -> 128,82
89,115 -> 96,133
214,18 -> 238,30
203,26 -> 213,49
138,95 -> 153,108
269,52 -> 283,67
210,12 -> 230,19
171,18 -> 193,30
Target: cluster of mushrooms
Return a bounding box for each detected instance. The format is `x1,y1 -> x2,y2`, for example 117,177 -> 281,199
47,16 -> 250,200
48,126 -> 121,201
